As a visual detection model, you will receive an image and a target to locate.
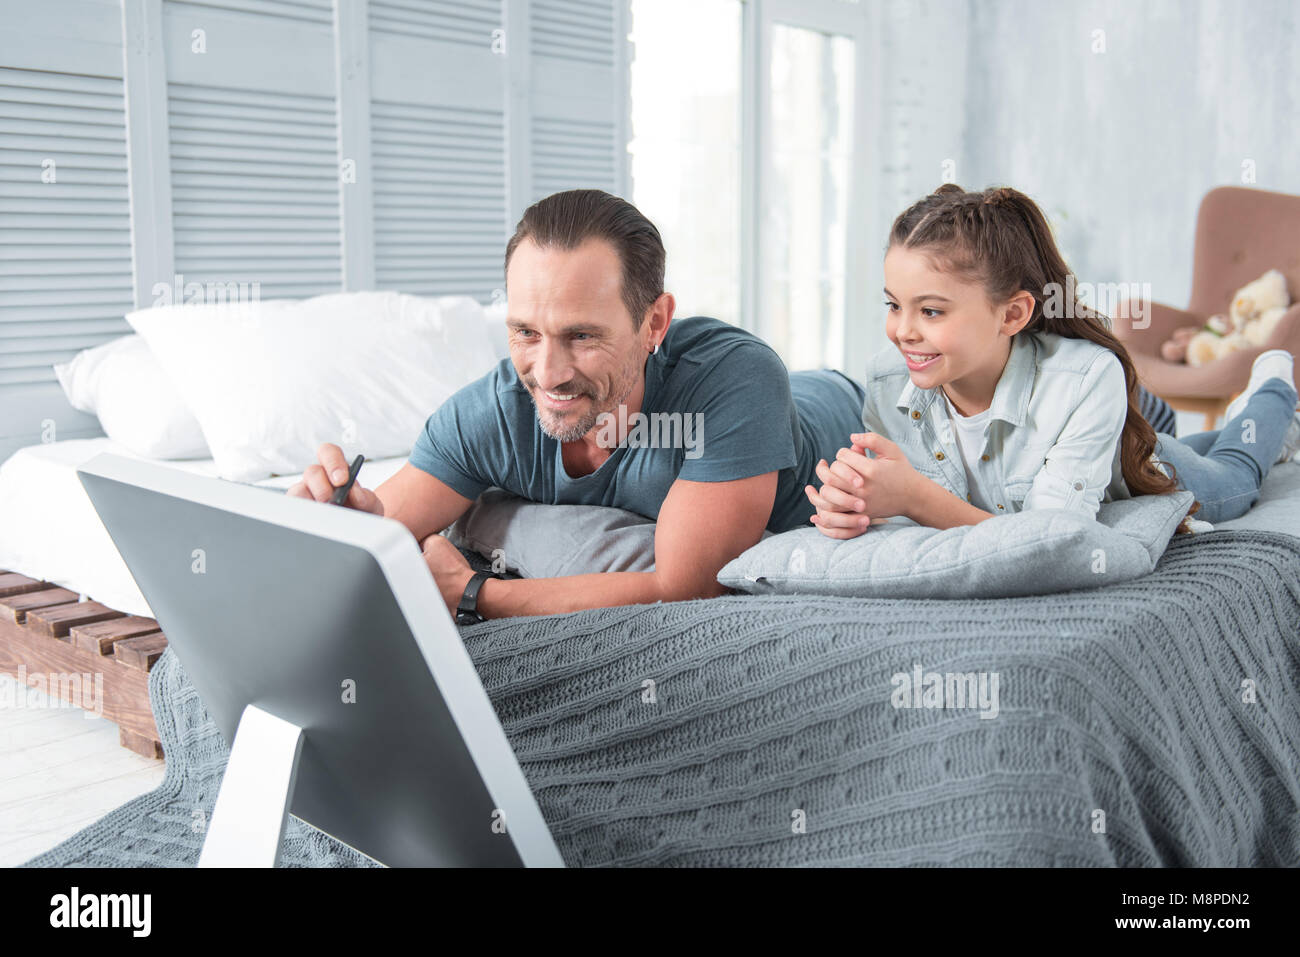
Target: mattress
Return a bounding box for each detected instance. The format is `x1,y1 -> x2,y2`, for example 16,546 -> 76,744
0,438 -> 408,619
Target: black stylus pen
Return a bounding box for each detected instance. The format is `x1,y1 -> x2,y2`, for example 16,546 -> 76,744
330,454 -> 365,506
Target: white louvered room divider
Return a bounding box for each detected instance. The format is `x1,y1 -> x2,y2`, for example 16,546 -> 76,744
0,0 -> 630,464
368,0 -> 510,299
0,67 -> 136,386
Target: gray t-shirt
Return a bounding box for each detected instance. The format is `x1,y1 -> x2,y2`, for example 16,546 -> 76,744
408,316 -> 860,532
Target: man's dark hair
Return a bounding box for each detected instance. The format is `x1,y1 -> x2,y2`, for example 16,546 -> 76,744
504,189 -> 666,328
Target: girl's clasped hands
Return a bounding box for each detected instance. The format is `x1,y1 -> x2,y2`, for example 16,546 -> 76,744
804,432 -> 921,539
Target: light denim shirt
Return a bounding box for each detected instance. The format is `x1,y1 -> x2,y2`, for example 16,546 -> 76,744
860,331 -> 1133,520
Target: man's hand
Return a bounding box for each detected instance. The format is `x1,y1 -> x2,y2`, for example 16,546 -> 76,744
419,532 -> 475,615
286,442 -> 384,516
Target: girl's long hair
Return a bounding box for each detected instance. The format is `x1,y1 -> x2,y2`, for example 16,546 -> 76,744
889,183 -> 1197,531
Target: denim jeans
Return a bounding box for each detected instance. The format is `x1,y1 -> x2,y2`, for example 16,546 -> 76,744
1154,378 -> 1299,523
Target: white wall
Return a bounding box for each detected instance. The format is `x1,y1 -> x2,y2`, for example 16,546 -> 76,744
848,0 -> 1300,371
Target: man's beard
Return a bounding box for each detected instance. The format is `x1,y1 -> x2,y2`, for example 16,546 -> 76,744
535,395 -> 604,443
526,350 -> 642,443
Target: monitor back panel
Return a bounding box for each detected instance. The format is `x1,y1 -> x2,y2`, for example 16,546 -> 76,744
80,469 -> 524,867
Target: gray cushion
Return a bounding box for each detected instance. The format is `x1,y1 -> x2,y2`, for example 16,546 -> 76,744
446,489 -> 658,578
717,491 -> 1195,599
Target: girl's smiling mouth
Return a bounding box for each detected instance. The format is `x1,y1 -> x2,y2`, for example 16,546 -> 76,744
902,350 -> 941,370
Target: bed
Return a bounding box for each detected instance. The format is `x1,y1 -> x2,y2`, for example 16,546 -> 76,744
5,436 -> 1300,867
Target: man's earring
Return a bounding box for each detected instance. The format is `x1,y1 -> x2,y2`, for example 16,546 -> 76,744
650,341 -> 659,355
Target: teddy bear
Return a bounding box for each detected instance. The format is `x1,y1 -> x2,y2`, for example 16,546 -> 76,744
1161,268 -> 1292,365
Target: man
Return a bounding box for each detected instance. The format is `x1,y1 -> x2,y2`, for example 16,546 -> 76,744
288,189 -> 866,619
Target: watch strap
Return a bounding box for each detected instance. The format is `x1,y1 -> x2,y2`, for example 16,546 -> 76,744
455,570 -> 494,625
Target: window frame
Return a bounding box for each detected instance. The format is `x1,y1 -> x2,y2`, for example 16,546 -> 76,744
742,0 -> 872,374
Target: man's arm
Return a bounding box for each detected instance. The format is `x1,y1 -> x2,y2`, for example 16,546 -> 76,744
468,471 -> 778,618
287,444 -> 475,543
375,463 -> 475,543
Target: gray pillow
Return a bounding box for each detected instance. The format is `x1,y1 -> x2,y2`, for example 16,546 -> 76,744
446,489 -> 658,578
717,491 -> 1195,599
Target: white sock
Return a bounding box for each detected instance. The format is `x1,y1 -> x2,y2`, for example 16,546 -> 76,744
1225,349 -> 1296,423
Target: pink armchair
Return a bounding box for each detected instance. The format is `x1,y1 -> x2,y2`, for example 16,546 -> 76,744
1112,186 -> 1300,429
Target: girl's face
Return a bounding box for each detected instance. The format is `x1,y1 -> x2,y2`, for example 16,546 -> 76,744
882,244 -> 1031,403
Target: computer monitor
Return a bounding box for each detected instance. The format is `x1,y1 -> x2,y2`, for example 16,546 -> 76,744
76,453 -> 562,868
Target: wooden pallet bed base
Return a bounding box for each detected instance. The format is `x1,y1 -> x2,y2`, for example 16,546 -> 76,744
0,570 -> 166,759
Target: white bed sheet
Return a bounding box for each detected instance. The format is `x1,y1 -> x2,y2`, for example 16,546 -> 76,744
0,438 -> 408,619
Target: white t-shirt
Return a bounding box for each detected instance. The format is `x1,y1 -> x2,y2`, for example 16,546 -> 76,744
941,389 -> 996,512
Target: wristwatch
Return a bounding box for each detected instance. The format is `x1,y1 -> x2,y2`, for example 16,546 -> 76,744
455,570 -> 495,626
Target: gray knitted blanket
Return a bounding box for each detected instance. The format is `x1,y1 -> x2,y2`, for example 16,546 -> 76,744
23,529 -> 1300,867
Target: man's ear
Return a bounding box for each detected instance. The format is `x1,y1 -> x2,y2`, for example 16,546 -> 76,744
643,291 -> 675,347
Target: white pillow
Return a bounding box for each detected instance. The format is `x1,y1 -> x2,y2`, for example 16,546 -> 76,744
482,298 -> 510,361
53,334 -> 210,458
126,291 -> 500,482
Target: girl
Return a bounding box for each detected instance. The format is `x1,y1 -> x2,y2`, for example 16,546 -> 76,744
805,184 -> 1300,537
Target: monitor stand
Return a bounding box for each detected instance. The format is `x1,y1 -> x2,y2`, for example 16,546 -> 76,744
197,704 -> 305,867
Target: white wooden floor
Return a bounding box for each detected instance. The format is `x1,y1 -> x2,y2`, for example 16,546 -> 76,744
0,672 -> 165,867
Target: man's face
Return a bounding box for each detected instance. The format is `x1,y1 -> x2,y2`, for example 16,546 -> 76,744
505,238 -> 645,442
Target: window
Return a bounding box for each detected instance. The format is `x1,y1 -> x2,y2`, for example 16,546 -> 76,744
628,0 -> 743,325
763,23 -> 855,370
630,0 -> 864,372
